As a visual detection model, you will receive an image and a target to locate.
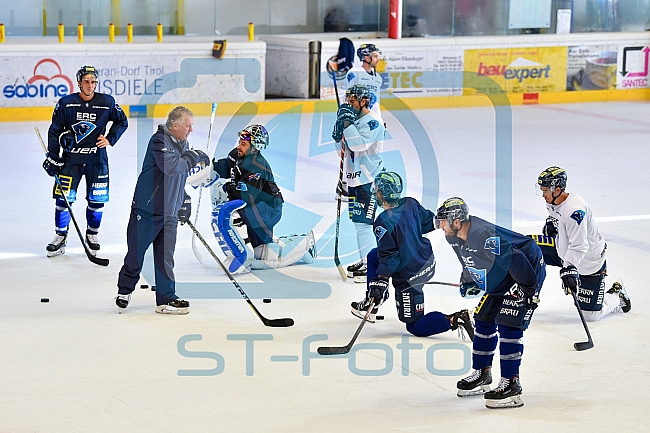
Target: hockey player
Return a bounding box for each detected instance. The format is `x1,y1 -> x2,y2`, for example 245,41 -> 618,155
115,106 -> 210,315
436,197 -> 546,409
535,166 -> 631,320
351,172 -> 474,341
205,124 -> 316,272
335,43 -> 384,199
42,65 -> 128,257
338,43 -> 384,123
332,84 -> 385,283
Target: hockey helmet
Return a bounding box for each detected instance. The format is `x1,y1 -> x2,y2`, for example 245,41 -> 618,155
537,166 -> 567,192
239,124 -> 269,151
373,171 -> 403,203
76,65 -> 98,82
357,43 -> 382,62
435,197 -> 470,229
345,84 -> 371,104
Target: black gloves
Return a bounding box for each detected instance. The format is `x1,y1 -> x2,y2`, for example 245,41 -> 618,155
182,149 -> 210,167
368,278 -> 389,306
178,193 -> 192,224
560,265 -> 580,295
42,153 -> 64,177
543,216 -> 558,237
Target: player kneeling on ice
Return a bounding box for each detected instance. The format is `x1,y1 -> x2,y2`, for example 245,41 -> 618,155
115,106 -> 210,315
436,197 -> 546,409
531,166 -> 631,320
188,124 -> 316,273
351,171 -> 474,340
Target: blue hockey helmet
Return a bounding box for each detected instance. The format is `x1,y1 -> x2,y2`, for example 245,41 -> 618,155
239,124 -> 269,151
357,43 -> 382,62
435,197 -> 470,229
373,171 -> 403,204
538,166 -> 567,191
76,65 -> 98,82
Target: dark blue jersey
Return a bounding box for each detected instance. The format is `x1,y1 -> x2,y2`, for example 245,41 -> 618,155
373,197 -> 436,281
445,216 -> 545,295
47,92 -> 128,165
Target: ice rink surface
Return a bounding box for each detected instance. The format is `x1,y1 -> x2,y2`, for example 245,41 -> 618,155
1,101 -> 649,432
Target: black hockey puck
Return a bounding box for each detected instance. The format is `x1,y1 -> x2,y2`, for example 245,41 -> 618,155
140,284 -> 149,289
151,286 -> 156,291
376,315 -> 384,320
263,298 -> 272,303
41,298 -> 49,303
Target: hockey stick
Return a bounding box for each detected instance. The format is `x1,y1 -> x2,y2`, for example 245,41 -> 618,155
331,70 -> 347,282
570,289 -> 594,351
185,220 -> 294,327
317,299 -> 376,355
424,281 -> 461,287
191,102 -> 218,264
35,127 -> 109,267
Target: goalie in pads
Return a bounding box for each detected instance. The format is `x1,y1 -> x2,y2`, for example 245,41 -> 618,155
187,124 -> 316,273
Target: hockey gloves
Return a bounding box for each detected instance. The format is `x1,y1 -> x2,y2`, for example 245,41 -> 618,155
543,216 -> 559,238
368,277 -> 389,306
178,193 -> 192,225
459,281 -> 483,298
332,103 -> 356,142
42,153 -> 64,177
182,149 -> 210,167
560,265 -> 580,295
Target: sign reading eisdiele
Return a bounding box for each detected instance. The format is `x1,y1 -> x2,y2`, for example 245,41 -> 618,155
463,47 -> 567,94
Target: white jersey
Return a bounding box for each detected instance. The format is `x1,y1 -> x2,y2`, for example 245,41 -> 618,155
546,192 -> 606,275
339,66 -> 383,122
339,111 -> 385,188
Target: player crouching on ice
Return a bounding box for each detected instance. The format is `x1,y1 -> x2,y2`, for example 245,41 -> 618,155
436,197 -> 546,409
187,124 -> 316,273
350,171 -> 474,341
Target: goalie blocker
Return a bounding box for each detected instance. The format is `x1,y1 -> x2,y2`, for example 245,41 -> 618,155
211,199 -> 317,273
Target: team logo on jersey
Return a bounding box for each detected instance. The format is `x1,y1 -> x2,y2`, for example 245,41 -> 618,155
484,237 -> 501,255
466,266 -> 486,291
346,72 -> 356,82
71,121 -> 97,144
374,226 -> 387,241
248,173 -> 261,181
570,210 -> 585,225
368,119 -> 380,131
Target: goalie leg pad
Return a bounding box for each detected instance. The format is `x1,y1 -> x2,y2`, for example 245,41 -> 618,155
248,231 -> 317,269
211,199 -> 250,274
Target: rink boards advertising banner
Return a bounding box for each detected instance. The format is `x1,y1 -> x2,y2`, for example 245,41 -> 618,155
616,44 -> 650,90
0,55 -> 261,108
463,46 -> 567,94
566,45 -> 618,91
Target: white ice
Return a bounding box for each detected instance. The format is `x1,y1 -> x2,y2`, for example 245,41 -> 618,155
1,101 -> 649,432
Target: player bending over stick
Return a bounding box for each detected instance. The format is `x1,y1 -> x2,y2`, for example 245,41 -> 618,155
350,171 -> 474,341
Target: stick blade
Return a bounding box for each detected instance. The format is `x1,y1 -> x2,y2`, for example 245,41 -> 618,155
87,251 -> 109,267
336,265 -> 347,282
191,234 -> 203,264
574,341 -> 594,351
317,346 -> 350,356
264,318 -> 294,327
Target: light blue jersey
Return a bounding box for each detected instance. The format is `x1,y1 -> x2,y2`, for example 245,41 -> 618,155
339,66 -> 383,122
338,111 -> 385,188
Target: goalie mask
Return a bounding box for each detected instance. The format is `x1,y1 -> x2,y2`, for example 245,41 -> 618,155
239,124 -> 269,151
435,197 -> 469,229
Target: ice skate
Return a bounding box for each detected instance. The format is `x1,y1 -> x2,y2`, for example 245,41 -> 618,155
351,295 -> 377,323
608,281 -> 631,313
448,309 -> 475,341
155,299 -> 190,315
115,294 -> 131,314
346,260 -> 364,278
484,376 -> 524,409
46,233 -> 67,257
457,365 -> 492,397
86,233 -> 100,256
346,261 -> 367,283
